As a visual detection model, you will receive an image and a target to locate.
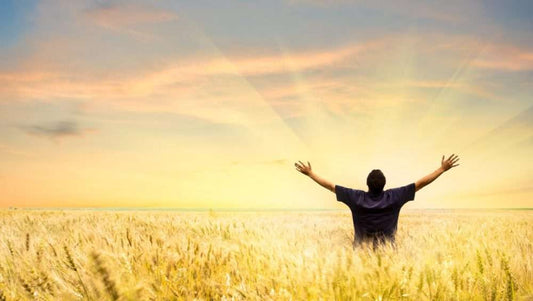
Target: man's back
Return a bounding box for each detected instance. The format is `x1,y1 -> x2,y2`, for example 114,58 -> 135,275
335,183 -> 416,244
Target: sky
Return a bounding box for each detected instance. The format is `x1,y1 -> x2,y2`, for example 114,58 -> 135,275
0,0 -> 531,209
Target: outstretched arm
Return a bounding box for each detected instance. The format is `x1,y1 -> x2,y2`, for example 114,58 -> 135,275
294,161 -> 335,193
415,154 -> 460,192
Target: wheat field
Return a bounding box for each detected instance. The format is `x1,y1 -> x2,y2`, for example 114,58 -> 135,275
0,209 -> 531,300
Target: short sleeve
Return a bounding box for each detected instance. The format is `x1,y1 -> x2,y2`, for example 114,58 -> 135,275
335,185 -> 350,204
391,183 -> 416,205
335,185 -> 361,206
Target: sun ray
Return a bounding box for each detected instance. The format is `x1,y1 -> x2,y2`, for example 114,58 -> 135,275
171,14 -> 310,160
415,38 -> 489,146
458,104 -> 533,155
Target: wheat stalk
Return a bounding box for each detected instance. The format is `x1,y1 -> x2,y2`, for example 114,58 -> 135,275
64,245 -> 91,300
91,251 -> 119,301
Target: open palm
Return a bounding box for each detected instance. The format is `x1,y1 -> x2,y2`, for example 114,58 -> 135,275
294,161 -> 312,176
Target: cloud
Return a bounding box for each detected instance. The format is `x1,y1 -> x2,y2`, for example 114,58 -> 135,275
85,3 -> 178,28
0,41 -> 373,127
286,0 -> 477,23
136,43 -> 366,93
463,105 -> 533,151
230,159 -> 289,166
0,42 -> 366,99
209,45 -> 363,76
0,144 -> 33,157
20,121 -> 94,140
473,46 -> 533,71
1,31 -> 530,128
83,3 -> 178,39
3,33 -> 522,101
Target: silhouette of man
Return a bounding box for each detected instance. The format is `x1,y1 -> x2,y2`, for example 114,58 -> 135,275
295,154 -> 460,247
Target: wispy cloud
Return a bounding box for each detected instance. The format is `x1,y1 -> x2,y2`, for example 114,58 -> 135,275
286,0 -> 476,23
473,45 -> 533,71
231,159 -> 289,166
461,105 -> 533,151
0,144 -> 33,157
0,43 -> 365,98
20,120 -> 95,141
83,3 -> 178,39
0,31 -> 529,126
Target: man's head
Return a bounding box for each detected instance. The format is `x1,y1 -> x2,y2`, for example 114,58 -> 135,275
367,169 -> 386,195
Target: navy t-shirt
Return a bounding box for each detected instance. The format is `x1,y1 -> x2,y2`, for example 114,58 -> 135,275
335,183 -> 416,243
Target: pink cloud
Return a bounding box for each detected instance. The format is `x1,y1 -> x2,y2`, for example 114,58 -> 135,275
473,47 -> 533,71
83,3 -> 178,40
85,4 -> 178,29
0,33 -> 529,125
287,0 -> 476,23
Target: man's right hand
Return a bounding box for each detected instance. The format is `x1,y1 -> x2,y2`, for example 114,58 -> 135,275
441,154 -> 460,171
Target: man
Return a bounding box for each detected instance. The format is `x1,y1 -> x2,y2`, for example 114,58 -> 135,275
294,154 -> 460,247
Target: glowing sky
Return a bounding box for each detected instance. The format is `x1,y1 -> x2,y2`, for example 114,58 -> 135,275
0,0 -> 531,208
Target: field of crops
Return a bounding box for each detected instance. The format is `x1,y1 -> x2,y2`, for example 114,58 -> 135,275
0,209 -> 531,300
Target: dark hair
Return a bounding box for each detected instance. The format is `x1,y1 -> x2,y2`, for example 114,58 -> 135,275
367,169 -> 386,195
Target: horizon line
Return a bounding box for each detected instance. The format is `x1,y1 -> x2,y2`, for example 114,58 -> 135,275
2,207 -> 532,211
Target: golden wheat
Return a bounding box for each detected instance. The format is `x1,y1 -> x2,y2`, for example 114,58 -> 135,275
0,209 -> 531,300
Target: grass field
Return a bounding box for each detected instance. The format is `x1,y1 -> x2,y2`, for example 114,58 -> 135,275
0,209 -> 531,300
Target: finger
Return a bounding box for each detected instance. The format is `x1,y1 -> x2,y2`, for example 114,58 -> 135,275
451,163 -> 460,168
307,161 -> 311,169
442,155 -> 444,163
447,154 -> 455,161
298,161 -> 305,167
